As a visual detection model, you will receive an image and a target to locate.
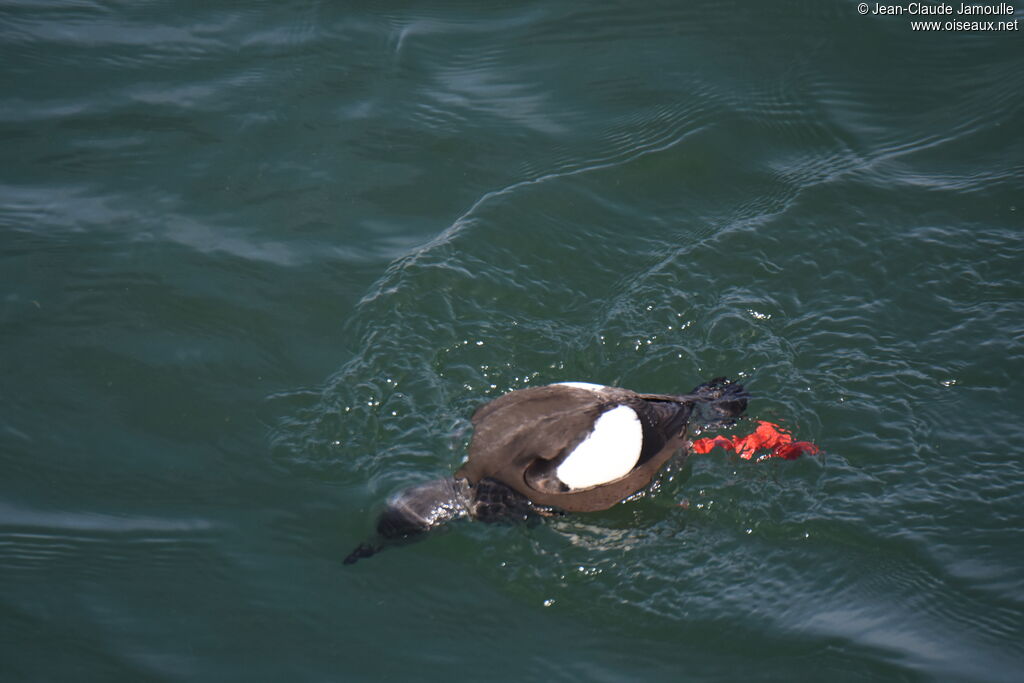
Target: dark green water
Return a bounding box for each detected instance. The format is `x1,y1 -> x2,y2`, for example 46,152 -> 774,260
3,1 -> 1023,680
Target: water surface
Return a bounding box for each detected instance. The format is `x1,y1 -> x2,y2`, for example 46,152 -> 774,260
2,1 -> 1023,681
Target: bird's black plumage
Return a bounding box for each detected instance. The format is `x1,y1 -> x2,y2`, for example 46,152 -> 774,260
344,377 -> 747,564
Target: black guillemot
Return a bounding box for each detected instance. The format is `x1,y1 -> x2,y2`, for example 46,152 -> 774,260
344,377 -> 748,564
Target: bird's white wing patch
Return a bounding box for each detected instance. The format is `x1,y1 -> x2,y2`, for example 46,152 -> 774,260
555,381 -> 608,393
556,405 -> 643,489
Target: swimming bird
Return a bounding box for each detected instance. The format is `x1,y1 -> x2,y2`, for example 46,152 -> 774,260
344,377 -> 747,564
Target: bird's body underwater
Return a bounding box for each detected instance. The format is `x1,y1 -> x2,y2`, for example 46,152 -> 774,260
344,377 -> 748,565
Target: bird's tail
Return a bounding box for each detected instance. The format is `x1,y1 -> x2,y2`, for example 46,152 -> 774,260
639,376 -> 748,427
685,376 -> 749,427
